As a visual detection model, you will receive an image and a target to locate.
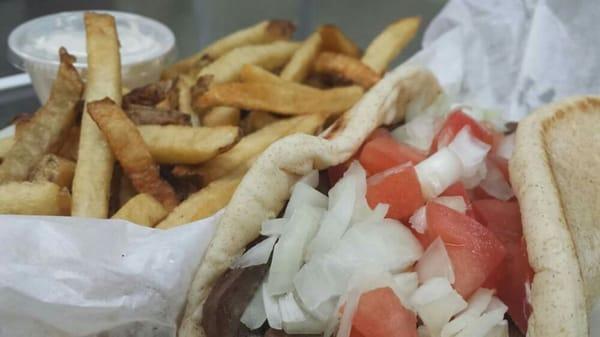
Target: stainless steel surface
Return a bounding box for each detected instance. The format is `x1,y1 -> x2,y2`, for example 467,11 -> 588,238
0,0 -> 446,126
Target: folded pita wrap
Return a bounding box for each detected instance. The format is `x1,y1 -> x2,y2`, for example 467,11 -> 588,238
178,64 -> 442,337
510,96 -> 600,337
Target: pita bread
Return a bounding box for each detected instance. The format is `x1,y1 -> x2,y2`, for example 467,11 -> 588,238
510,96 -> 600,337
178,64 -> 442,337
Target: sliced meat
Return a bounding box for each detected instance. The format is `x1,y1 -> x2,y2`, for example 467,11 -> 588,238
202,264 -> 268,337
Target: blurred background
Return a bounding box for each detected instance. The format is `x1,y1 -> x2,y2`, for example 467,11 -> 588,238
0,0 -> 446,125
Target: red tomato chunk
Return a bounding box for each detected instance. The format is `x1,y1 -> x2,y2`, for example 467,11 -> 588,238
351,287 -> 417,337
366,166 -> 425,221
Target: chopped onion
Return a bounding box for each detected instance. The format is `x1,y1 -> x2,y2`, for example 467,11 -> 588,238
268,205 -> 323,295
336,283 -> 362,337
279,292 -> 325,334
462,162 -> 487,189
353,203 -> 389,227
441,288 -> 495,337
263,283 -> 283,329
453,301 -> 507,337
409,206 -> 427,234
418,325 -> 432,337
232,236 -> 278,269
411,277 -> 467,337
415,148 -> 463,199
346,162 -> 374,225
284,182 -> 328,218
480,161 -> 514,201
391,113 -> 437,152
448,126 -> 491,179
416,238 -> 455,284
241,285 -> 267,329
261,218 -> 288,236
332,219 -> 423,273
300,170 -> 320,188
310,298 -> 338,322
294,256 -> 351,312
485,321 -> 508,337
496,133 -> 515,160
392,272 -> 419,308
432,196 -> 467,214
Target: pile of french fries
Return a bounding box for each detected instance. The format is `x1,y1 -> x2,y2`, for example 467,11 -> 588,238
0,12 -> 420,228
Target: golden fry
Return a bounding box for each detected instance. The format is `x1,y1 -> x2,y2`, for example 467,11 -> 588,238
87,98 -> 179,211
314,52 -> 381,88
195,113 -> 327,183
197,41 -> 299,84
201,107 -> 240,127
72,12 -> 122,218
55,125 -> 80,161
239,64 -> 285,84
362,16 -> 421,73
280,31 -> 322,82
0,49 -> 83,183
157,172 -> 243,229
112,193 -> 168,227
125,105 -> 190,125
0,136 -> 15,160
196,82 -> 363,116
0,181 -> 71,215
122,80 -> 175,108
319,25 -> 361,58
138,124 -> 239,164
118,172 -> 137,208
177,74 -> 195,115
162,20 -> 295,79
31,154 -> 76,188
243,111 -> 279,133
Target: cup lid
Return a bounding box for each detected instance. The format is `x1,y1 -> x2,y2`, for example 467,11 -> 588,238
8,10 -> 176,70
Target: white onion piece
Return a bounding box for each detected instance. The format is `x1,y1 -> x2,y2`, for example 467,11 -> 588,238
392,113 -> 437,152
415,148 -> 463,199
346,162 -> 374,225
462,162 -> 487,189
480,161 -> 514,201
261,218 -> 288,236
392,272 -> 419,308
432,196 -> 467,214
409,206 -> 427,234
353,203 -> 389,227
300,170 -> 320,188
332,219 -> 423,273
416,238 -> 455,284
306,165 -> 358,260
284,182 -> 328,218
263,284 -> 283,329
232,236 -> 278,269
417,325 -> 432,337
485,321 -> 508,337
485,296 -> 507,313
411,277 -> 467,337
268,205 -> 323,295
241,285 -> 267,329
441,288 -> 495,337
294,255 -> 351,312
279,292 -> 325,334
496,133 -> 515,160
454,303 -> 507,337
336,283 -> 362,337
448,126 -> 491,179
311,298 -> 337,322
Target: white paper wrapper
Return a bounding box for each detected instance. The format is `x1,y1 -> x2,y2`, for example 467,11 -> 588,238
409,0 -> 600,121
0,213 -> 220,337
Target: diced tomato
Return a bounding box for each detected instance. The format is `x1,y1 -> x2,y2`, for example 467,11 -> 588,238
327,128 -> 391,185
431,110 -> 494,152
424,202 -> 506,298
359,136 -> 426,176
351,287 -> 417,337
366,166 -> 425,221
441,182 -> 476,218
473,199 -> 533,334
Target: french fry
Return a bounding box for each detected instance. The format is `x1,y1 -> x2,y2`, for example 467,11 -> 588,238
122,80 -> 175,108
0,49 -> 83,183
196,82 -> 363,116
177,74 -> 196,115
138,124 -> 240,164
239,64 -> 285,84
193,113 -> 327,183
87,98 -> 179,210
280,31 -> 322,82
197,41 -> 300,84
71,12 -> 122,218
314,52 -> 381,88
201,107 -> 240,126
126,104 -> 191,125
0,181 -> 71,215
112,193 -> 168,227
162,20 -> 295,79
319,25 -> 361,58
31,154 -> 76,188
243,111 -> 279,133
55,125 -> 80,161
118,172 -> 137,208
156,172 -> 243,229
13,113 -> 32,139
362,16 -> 421,73
0,137 -> 15,160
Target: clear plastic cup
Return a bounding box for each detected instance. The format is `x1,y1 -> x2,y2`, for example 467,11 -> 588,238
8,10 -> 176,102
